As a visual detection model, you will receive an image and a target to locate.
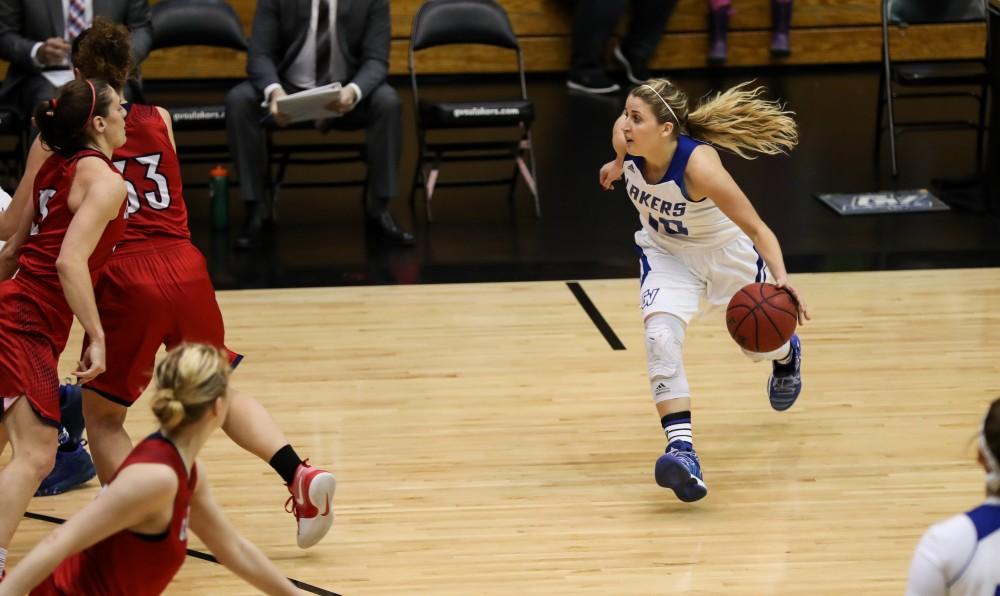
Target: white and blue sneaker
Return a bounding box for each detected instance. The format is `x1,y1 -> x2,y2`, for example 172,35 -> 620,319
768,334 -> 802,411
655,441 -> 708,502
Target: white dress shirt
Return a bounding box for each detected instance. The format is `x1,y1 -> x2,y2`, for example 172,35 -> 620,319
31,0 -> 93,68
263,0 -> 362,112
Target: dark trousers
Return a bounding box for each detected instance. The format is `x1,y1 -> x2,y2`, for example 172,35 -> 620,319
224,80 -> 402,217
569,0 -> 678,77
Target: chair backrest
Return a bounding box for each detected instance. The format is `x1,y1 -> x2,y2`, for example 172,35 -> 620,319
151,0 -> 247,51
886,0 -> 986,26
410,0 -> 519,51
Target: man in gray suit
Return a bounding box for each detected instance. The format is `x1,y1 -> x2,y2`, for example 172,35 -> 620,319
0,0 -> 152,118
226,0 -> 413,247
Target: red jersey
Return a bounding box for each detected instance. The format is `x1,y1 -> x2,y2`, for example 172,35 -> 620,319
111,103 -> 190,254
17,149 -> 127,293
34,433 -> 198,596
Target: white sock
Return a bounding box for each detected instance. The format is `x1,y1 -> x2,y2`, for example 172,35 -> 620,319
661,412 -> 693,448
776,344 -> 794,364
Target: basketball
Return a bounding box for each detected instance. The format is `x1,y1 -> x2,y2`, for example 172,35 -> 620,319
726,283 -> 798,353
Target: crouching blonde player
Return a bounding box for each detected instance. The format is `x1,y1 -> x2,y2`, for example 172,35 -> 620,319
0,345 -> 303,595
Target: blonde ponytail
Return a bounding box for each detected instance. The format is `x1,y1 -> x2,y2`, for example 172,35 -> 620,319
630,79 -> 798,159
151,344 -> 230,432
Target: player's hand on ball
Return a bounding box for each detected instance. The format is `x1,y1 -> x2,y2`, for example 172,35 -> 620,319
773,278 -> 810,324
599,160 -> 623,190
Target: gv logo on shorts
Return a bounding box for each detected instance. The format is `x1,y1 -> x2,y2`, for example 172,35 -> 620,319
641,288 -> 660,309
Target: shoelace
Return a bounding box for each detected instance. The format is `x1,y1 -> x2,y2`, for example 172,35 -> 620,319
284,495 -> 302,520
772,374 -> 799,392
284,458 -> 313,520
668,448 -> 699,469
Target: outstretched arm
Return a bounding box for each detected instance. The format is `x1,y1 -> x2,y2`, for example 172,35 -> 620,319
189,472 -> 301,595
685,145 -> 810,323
0,465 -> 176,595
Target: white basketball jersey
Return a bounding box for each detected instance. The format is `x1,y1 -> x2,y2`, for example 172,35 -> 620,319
622,135 -> 742,253
906,498 -> 1000,596
0,187 -> 11,251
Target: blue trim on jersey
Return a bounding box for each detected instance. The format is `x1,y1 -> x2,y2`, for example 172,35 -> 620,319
967,504 -> 1000,541
948,505 -> 1000,588
665,135 -> 701,199
634,243 -> 652,287
624,136 -> 703,200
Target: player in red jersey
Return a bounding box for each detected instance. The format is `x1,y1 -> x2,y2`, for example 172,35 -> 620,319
0,19 -> 337,549
0,344 -> 302,595
0,78 -> 128,580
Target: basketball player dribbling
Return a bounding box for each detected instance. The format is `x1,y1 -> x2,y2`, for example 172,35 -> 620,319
0,344 -> 302,595
599,79 -> 811,502
0,78 -> 128,580
2,19 -> 336,549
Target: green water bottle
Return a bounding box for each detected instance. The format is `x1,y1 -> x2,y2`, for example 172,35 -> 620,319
209,165 -> 230,231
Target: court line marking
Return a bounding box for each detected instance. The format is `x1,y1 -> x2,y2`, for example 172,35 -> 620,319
23,511 -> 341,596
566,282 -> 626,350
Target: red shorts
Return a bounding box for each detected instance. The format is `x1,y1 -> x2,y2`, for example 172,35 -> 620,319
0,276 -> 72,427
83,241 -> 241,406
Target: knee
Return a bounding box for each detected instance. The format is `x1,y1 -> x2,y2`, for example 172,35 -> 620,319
82,395 -> 128,435
367,84 -> 401,115
644,314 -> 690,401
17,438 -> 56,483
644,314 -> 686,378
225,82 -> 259,115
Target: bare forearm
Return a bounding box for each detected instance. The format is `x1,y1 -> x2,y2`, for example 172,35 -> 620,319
56,259 -> 103,340
0,530 -> 76,593
217,537 -> 298,595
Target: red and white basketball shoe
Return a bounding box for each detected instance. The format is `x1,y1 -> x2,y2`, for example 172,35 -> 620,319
285,461 -> 336,549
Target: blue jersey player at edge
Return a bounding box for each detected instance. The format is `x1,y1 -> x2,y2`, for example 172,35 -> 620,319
599,79 -> 811,503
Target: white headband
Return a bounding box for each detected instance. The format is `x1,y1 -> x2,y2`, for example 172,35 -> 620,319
981,428 -> 1000,492
642,84 -> 679,124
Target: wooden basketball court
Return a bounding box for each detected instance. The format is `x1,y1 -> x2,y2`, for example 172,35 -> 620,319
5,267 -> 999,594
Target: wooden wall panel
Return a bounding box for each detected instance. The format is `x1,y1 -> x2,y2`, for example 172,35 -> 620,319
0,2 -> 983,79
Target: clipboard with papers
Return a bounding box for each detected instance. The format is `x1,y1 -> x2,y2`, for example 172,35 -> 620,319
274,83 -> 343,123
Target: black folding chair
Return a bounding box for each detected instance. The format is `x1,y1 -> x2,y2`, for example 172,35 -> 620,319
147,0 -> 248,166
408,0 -> 539,221
875,0 -> 990,176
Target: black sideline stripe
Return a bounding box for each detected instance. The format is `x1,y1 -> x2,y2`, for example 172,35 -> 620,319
23,511 -> 341,596
566,282 -> 626,350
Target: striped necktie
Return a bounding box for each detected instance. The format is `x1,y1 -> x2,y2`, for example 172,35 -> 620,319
67,0 -> 88,40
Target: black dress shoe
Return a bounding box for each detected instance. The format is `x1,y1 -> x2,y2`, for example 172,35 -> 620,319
235,215 -> 262,249
366,211 -> 415,246
236,201 -> 274,249
235,213 -> 274,249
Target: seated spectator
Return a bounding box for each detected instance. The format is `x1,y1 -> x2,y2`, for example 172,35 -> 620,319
0,0 -> 151,118
708,0 -> 793,65
905,396 -> 1000,595
566,0 -> 679,95
226,0 -> 414,248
